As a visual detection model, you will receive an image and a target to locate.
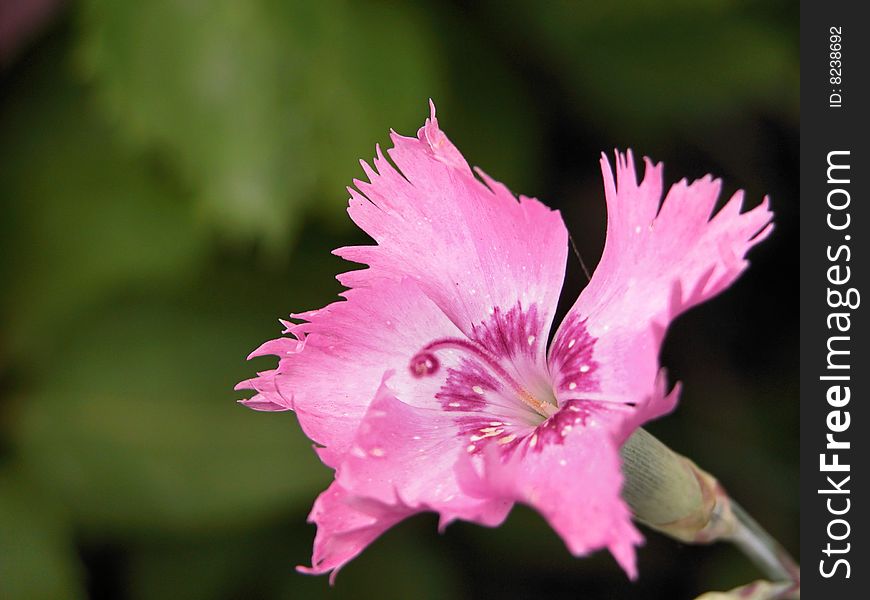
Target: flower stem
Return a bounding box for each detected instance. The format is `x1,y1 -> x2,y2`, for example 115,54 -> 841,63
726,500 -> 800,588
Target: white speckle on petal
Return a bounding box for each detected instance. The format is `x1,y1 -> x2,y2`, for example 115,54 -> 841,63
472,385 -> 484,395
369,447 -> 385,457
567,338 -> 576,349
579,365 -> 590,373
448,402 -> 461,408
568,382 -> 577,390
467,444 -> 476,453
634,225 -> 642,234
498,433 -> 517,445
559,459 -> 568,467
527,335 -> 536,346
529,434 -> 538,448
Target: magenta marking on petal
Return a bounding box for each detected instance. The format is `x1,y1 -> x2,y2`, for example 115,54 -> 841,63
410,302 -> 562,457
437,358 -> 500,413
471,304 -> 544,361
548,315 -> 599,395
528,399 -> 634,453
423,337 -> 513,380
461,399 -> 634,461
455,414 -> 525,457
410,322 -> 554,418
456,401 -> 612,460
409,352 -> 439,378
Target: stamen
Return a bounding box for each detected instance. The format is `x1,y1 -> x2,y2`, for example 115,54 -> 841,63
409,337 -> 557,418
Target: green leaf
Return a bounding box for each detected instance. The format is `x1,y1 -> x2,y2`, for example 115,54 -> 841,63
76,0 -> 444,246
280,516 -> 464,600
481,0 -> 798,141
0,472 -> 86,600
0,41 -> 207,360
125,517 -> 463,600
13,271 -> 333,535
127,529 -> 274,600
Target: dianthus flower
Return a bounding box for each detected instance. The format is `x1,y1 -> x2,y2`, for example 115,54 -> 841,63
237,102 -> 773,581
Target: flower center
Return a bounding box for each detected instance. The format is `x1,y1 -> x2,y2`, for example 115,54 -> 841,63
409,337 -> 558,419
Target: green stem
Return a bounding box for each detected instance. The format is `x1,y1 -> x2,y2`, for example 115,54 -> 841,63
726,500 -> 800,589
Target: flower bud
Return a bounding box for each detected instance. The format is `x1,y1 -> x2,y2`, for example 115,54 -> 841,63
620,428 -> 736,543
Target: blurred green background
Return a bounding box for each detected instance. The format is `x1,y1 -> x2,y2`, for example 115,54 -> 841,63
0,1 -> 798,598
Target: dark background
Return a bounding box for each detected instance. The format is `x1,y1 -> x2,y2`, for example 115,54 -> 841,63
0,1 -> 798,598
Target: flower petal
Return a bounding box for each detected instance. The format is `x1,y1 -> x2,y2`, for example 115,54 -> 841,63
458,404 -> 643,578
337,375 -> 512,528
551,151 -> 773,414
303,376 -> 512,582
237,279 -> 467,466
336,101 -> 568,341
234,369 -> 290,411
298,481 -> 414,583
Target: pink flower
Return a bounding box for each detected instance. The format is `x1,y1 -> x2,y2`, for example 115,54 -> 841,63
237,102 -> 773,581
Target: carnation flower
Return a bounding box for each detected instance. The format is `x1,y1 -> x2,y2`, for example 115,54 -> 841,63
237,102 -> 773,581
